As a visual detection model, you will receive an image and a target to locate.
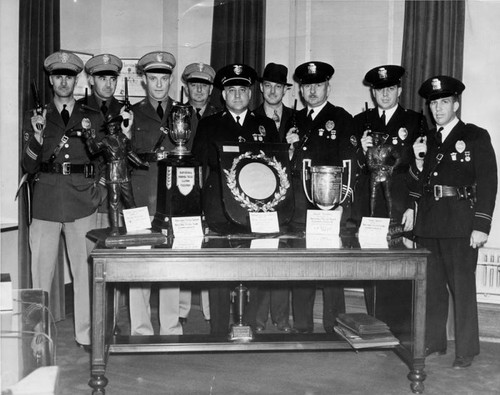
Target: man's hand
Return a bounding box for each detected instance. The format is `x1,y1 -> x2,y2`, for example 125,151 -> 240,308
286,126 -> 300,159
120,107 -> 133,139
360,130 -> 373,153
31,108 -> 47,144
413,136 -> 427,159
401,208 -> 414,232
470,230 -> 488,249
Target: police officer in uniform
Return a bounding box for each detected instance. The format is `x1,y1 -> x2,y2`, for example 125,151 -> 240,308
411,76 -> 497,368
81,53 -> 132,228
22,51 -> 103,351
285,61 -> 357,333
179,63 -> 220,324
128,51 -> 183,336
353,65 -> 426,323
192,63 -> 280,335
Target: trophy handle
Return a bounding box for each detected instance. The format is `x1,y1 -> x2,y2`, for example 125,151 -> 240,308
302,159 -> 314,204
339,159 -> 352,204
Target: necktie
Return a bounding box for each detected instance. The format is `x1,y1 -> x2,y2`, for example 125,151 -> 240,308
157,102 -> 164,119
307,109 -> 314,121
236,115 -> 241,126
101,101 -> 108,115
380,110 -> 386,126
436,127 -> 444,147
61,104 -> 70,126
272,110 -> 280,124
196,108 -> 202,120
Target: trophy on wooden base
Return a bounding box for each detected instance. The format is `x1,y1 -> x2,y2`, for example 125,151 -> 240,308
229,283 -> 253,341
152,102 -> 203,234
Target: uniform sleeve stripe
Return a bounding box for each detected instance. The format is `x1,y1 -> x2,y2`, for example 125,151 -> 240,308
26,147 -> 38,160
475,212 -> 492,221
409,192 -> 421,199
409,167 -> 419,181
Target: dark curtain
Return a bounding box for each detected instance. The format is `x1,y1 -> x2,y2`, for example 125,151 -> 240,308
210,0 -> 266,110
18,0 -> 63,320
400,0 -> 466,120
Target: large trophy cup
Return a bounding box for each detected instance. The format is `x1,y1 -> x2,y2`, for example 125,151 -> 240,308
152,103 -> 203,234
302,160 -> 351,210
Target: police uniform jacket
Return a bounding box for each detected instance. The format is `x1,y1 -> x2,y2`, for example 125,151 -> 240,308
187,102 -> 221,151
130,97 -> 175,215
254,103 -> 294,142
287,101 -> 357,224
192,110 -> 280,229
22,100 -> 103,222
409,121 -> 497,238
352,105 -> 427,220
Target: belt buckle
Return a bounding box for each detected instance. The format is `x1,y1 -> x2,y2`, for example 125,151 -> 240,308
62,162 -> 71,175
434,185 -> 443,199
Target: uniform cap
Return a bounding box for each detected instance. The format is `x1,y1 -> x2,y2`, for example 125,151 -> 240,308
418,75 -> 465,101
137,51 -> 176,74
44,51 -> 84,76
364,65 -> 405,89
294,61 -> 334,84
214,64 -> 258,89
259,63 -> 292,86
85,54 -> 123,76
182,62 -> 216,84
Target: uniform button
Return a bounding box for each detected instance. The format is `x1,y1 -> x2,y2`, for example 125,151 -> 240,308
64,144 -> 69,148
433,172 -> 438,176
303,147 -> 307,151
64,154 -> 70,159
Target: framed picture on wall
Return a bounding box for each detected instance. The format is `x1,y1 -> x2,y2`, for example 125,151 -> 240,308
65,50 -> 93,101
116,58 -> 146,104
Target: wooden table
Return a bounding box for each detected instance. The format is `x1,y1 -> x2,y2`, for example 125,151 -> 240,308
89,233 -> 428,394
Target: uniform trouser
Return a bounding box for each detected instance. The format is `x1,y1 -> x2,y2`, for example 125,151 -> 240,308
251,285 -> 290,327
179,288 -> 210,320
30,211 -> 97,345
292,283 -> 345,332
129,283 -> 182,335
417,237 -> 480,358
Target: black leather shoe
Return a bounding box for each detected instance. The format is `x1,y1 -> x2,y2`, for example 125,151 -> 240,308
254,325 -> 265,333
453,356 -> 474,369
179,317 -> 187,326
291,328 -> 313,334
425,347 -> 447,357
76,342 -> 91,353
274,321 -> 292,332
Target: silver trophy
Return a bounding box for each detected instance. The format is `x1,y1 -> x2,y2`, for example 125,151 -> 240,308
302,159 -> 351,210
168,103 -> 192,157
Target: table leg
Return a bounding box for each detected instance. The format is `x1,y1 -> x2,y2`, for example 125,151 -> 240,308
408,273 -> 427,393
89,258 -> 109,393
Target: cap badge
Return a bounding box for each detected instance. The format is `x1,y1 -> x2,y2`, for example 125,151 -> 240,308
456,140 -> 466,153
156,53 -> 164,62
378,67 -> 388,80
197,63 -> 204,72
431,78 -> 442,91
59,52 -> 69,63
102,54 -> 110,65
307,63 -> 317,74
234,65 -> 243,75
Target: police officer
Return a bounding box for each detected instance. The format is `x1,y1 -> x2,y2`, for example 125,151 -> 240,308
81,53 -> 132,228
411,76 -> 497,368
22,51 -> 103,351
254,62 -> 294,142
128,51 -> 182,336
178,63 -> 220,324
251,62 -> 293,332
192,63 -> 280,335
353,65 -> 426,323
285,61 -> 357,333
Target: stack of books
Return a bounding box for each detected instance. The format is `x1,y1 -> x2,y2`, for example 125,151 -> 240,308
334,313 -> 399,349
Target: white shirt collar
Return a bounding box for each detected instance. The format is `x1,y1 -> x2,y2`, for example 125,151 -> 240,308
229,109 -> 248,124
308,101 -> 328,120
440,117 -> 459,142
378,105 -> 398,124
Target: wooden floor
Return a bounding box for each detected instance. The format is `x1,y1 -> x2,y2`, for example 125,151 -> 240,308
51,290 -> 500,395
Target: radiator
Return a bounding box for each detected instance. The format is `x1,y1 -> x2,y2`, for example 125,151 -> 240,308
476,248 -> 500,304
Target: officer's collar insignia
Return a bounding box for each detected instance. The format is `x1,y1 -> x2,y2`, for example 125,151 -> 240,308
234,65 -> 243,75
156,52 -> 164,62
378,67 -> 387,80
307,63 -> 317,74
197,63 -> 204,72
103,54 -> 110,64
456,140 -> 466,153
350,135 -> 358,146
431,78 -> 441,91
258,125 -> 266,136
59,52 -> 69,63
238,136 -> 246,142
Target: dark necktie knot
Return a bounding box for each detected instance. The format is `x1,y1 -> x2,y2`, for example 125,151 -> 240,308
307,109 -> 314,121
236,115 -> 241,126
61,104 -> 70,126
101,101 -> 108,115
196,108 -> 202,120
436,127 -> 444,146
156,101 -> 164,119
380,110 -> 386,125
